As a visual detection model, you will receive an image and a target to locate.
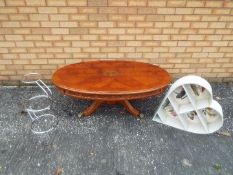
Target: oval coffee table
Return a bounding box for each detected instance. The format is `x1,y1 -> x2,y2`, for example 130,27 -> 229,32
52,61 -> 171,118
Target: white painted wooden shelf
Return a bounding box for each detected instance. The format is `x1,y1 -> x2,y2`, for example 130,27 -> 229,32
153,75 -> 223,134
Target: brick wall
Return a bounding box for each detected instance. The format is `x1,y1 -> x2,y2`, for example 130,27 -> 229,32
0,0 -> 233,84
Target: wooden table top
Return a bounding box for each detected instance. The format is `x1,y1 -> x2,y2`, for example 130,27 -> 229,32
52,61 -> 171,100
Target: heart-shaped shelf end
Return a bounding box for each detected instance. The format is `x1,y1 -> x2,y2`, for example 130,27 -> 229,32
153,75 -> 223,134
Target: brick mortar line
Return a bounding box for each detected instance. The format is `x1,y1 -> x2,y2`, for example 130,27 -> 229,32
1,13 -> 233,16
1,33 -> 232,36
0,38 -> 233,40
2,15 -> 233,17
1,26 -> 231,28
1,6 -> 232,8
1,19 -> 232,21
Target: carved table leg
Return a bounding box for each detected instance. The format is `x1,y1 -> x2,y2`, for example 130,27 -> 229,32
79,100 -> 141,118
120,100 -> 140,117
82,100 -> 103,117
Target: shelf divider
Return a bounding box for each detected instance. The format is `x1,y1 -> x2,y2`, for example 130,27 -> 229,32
183,84 -> 209,132
196,110 -> 209,132
183,85 -> 197,107
158,109 -> 167,123
177,114 -> 188,130
168,96 -> 179,113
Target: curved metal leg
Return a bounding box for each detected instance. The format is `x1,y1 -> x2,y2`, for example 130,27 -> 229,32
29,94 -> 48,100
22,72 -> 59,135
31,113 -> 59,134
27,96 -> 51,113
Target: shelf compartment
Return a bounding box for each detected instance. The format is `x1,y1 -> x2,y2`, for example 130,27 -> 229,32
157,99 -> 184,130
168,86 -> 194,114
180,111 -> 207,134
153,114 -> 162,123
198,107 -> 223,133
183,84 -> 212,110
159,99 -> 178,121
158,109 -> 184,130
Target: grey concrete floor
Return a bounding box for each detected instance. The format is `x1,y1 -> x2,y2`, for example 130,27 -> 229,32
0,83 -> 233,175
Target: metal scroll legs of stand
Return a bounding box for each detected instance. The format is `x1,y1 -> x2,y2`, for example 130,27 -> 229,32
22,73 -> 59,134
26,108 -> 58,134
22,73 -> 52,112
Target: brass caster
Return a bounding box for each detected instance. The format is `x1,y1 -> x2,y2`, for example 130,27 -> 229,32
78,112 -> 83,118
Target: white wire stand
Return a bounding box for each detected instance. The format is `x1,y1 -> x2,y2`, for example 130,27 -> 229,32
26,108 -> 59,134
22,73 -> 52,111
22,73 -> 59,134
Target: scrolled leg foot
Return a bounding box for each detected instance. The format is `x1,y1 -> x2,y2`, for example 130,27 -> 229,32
82,100 -> 103,117
120,100 -> 140,118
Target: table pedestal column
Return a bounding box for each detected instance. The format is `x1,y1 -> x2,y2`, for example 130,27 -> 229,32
80,100 -> 141,118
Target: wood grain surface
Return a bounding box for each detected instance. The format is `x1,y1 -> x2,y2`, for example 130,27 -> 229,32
52,61 -> 171,116
52,61 -> 170,98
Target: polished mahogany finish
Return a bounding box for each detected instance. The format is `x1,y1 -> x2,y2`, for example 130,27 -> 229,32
52,61 -> 171,117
